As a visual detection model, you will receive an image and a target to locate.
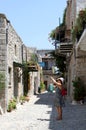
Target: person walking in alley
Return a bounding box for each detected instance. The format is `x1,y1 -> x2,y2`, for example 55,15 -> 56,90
50,76 -> 64,120
48,82 -> 54,93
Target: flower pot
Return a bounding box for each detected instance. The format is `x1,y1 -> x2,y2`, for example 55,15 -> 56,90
25,96 -> 30,102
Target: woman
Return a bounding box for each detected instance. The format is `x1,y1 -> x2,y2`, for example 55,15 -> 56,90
50,76 -> 64,120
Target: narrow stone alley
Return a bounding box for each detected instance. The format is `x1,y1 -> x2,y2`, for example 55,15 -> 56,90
0,91 -> 86,130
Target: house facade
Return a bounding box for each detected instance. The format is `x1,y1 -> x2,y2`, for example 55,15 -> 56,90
0,14 -> 40,113
37,50 -> 57,90
58,0 -> 86,101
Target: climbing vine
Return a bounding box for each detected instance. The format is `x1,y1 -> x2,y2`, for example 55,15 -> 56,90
72,9 -> 86,42
49,8 -> 66,42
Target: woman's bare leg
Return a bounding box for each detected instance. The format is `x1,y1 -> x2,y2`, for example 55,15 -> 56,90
56,106 -> 62,120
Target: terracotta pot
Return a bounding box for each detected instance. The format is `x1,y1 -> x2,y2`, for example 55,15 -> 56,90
25,96 -> 30,102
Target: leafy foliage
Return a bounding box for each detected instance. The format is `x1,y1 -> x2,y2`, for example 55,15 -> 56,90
72,77 -> 86,101
49,8 -> 66,42
72,9 -> 86,42
50,50 -> 66,73
29,54 -> 38,64
7,98 -> 17,112
40,82 -> 45,90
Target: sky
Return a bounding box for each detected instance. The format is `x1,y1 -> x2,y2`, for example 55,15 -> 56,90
0,0 -> 67,50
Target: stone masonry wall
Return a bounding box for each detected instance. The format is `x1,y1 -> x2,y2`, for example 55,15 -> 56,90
66,0 -> 72,30
22,44 -> 27,62
77,0 -> 86,15
0,14 -> 24,112
0,14 -> 8,112
67,0 -> 86,30
7,23 -> 23,101
67,51 -> 76,101
76,48 -> 86,86
66,0 -> 86,101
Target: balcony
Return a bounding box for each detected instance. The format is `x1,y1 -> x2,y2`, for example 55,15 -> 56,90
55,42 -> 73,55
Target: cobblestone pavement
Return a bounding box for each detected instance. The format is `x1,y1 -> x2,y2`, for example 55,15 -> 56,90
0,91 -> 86,130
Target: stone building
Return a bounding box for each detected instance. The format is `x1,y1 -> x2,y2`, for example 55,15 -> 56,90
65,0 -> 86,38
37,50 -> 57,90
0,14 -> 24,113
26,47 -> 40,96
57,0 -> 86,101
0,14 -> 40,113
67,0 -> 86,101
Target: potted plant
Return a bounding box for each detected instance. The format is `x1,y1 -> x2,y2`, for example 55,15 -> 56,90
7,98 -> 17,112
40,81 -> 45,92
19,95 -> 25,105
7,101 -> 13,112
72,77 -> 85,103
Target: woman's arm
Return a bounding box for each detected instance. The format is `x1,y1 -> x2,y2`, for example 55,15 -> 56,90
50,77 -> 62,89
50,77 -> 56,83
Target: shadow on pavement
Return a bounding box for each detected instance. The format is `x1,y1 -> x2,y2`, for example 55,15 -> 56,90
34,91 -> 57,129
35,91 -> 54,105
34,91 -> 86,130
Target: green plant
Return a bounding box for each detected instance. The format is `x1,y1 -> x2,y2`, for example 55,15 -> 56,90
12,98 -> 17,109
11,101 -> 16,109
7,98 -> 17,112
12,97 -> 17,102
7,101 -> 13,112
49,7 -> 66,42
49,50 -> 66,74
72,77 -> 85,101
72,9 -> 86,42
19,95 -> 25,104
40,82 -> 45,90
20,95 -> 25,100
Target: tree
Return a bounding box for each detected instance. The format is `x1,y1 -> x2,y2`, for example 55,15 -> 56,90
48,8 -> 66,43
50,50 -> 66,74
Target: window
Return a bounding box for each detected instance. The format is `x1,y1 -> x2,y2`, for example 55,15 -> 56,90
43,61 -> 48,70
15,44 -> 17,56
8,67 -> 11,85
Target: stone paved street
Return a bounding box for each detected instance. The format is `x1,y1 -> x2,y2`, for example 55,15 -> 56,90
0,91 -> 86,130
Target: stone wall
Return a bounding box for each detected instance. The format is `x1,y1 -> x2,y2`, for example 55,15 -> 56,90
22,44 -> 27,62
0,13 -> 41,113
0,14 -> 8,112
66,0 -> 72,30
67,32 -> 86,101
27,47 -> 37,62
66,0 -> 86,101
65,0 -> 76,40
0,14 -> 24,112
76,30 -> 86,85
67,51 -> 76,101
77,0 -> 86,15
66,0 -> 86,32
7,23 -> 23,102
